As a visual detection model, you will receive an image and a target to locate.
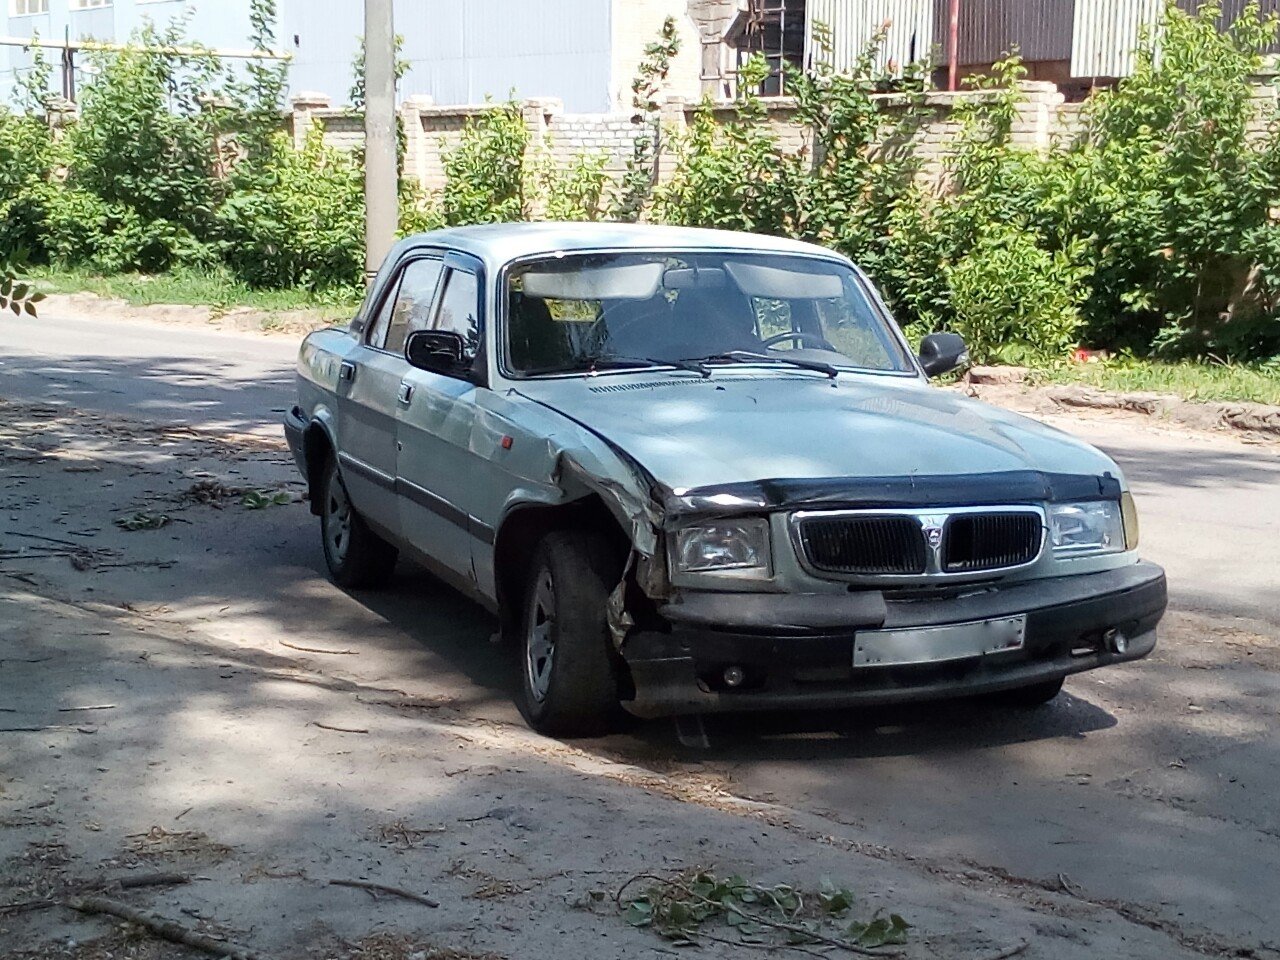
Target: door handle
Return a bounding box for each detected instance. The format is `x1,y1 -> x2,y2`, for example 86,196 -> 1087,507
397,382 -> 414,405
338,361 -> 357,383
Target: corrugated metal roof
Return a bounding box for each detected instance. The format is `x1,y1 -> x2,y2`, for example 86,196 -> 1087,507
936,0 -> 1076,65
806,0 -> 935,75
1071,0 -> 1163,78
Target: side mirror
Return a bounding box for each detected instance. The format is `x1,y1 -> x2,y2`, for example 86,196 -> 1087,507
918,332 -> 968,378
406,329 -> 466,374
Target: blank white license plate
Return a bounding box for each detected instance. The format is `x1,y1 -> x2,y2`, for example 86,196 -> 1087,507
854,615 -> 1027,668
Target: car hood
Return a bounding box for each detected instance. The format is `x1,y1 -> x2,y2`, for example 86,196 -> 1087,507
515,371 -> 1121,495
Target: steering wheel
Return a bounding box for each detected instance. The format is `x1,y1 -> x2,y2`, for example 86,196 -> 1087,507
585,305 -> 665,352
761,330 -> 836,351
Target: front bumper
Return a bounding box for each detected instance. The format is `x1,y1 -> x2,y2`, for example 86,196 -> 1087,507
621,562 -> 1166,718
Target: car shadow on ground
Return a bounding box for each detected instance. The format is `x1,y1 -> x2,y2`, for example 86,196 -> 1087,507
590,687 -> 1117,762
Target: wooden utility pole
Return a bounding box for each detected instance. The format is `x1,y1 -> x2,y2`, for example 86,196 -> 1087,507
364,0 -> 398,281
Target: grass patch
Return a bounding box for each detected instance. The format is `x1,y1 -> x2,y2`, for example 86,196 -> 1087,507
1032,358 -> 1280,406
25,266 -> 361,318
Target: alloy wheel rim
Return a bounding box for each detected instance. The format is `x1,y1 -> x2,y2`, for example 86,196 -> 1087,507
525,570 -> 556,703
326,473 -> 353,564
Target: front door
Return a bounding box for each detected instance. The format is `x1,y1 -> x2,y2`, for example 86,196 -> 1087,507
396,256 -> 486,582
336,255 -> 444,536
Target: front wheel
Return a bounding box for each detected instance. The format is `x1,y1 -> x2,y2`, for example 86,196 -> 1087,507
518,529 -> 623,737
319,457 -> 398,589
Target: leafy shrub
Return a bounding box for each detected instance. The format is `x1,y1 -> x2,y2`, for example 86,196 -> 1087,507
1064,1 -> 1280,357
217,127 -> 364,291
441,102 -> 530,225
535,149 -> 612,222
946,223 -> 1086,363
0,108 -> 54,255
64,18 -> 224,270
656,55 -> 795,234
613,16 -> 680,222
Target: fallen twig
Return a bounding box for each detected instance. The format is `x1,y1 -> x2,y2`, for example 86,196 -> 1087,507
113,872 -> 190,891
978,941 -> 1029,960
0,872 -> 188,914
0,725 -> 70,733
328,878 -> 439,908
280,640 -> 358,655
4,530 -> 80,547
309,721 -> 368,734
58,704 -> 116,713
67,894 -> 269,960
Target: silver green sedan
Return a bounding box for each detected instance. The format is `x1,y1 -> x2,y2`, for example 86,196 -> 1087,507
285,223 -> 1166,736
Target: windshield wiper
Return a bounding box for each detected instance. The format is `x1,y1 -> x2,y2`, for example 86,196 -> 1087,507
520,356 -> 710,377
586,355 -> 710,376
687,351 -> 839,379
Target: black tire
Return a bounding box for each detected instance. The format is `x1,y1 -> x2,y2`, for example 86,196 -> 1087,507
319,456 -> 398,589
517,528 -> 623,737
988,676 -> 1065,708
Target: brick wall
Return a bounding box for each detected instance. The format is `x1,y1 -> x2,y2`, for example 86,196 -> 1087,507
287,80 -> 1278,199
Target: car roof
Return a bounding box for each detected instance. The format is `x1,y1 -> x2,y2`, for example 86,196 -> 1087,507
395,222 -> 850,272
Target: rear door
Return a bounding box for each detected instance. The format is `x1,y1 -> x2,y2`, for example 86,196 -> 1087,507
336,255 -> 444,536
395,253 -> 488,582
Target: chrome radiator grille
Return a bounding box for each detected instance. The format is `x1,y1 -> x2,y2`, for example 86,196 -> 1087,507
796,515 -> 929,575
942,512 -> 1043,573
793,507 -> 1045,579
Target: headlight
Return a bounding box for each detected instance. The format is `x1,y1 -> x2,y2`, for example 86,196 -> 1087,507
1048,500 -> 1126,557
674,519 -> 771,573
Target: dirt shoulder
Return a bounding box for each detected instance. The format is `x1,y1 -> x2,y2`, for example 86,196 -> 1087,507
0,405 -> 1232,960
39,293 -> 342,340
965,379 -> 1280,442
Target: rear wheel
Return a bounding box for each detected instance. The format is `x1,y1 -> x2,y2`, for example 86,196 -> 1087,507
319,457 -> 398,589
988,676 -> 1064,708
517,529 -> 623,737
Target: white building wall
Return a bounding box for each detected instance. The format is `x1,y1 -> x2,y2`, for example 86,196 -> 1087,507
609,0 -> 704,108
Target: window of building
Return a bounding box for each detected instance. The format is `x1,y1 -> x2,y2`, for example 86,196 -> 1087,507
724,0 -> 807,96
11,0 -> 50,16
70,0 -> 112,9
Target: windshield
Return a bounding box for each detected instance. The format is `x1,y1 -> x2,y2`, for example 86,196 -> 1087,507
504,252 -> 915,377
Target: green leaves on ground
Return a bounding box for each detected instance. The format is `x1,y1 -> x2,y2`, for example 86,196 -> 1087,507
620,870 -> 909,953
114,512 -> 171,532
240,490 -> 292,509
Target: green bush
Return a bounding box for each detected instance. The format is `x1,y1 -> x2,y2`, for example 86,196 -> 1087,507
0,108 -> 53,254
63,19 -> 224,270
1063,1 -> 1280,358
441,102 -> 530,225
217,128 -> 364,291
946,223 -> 1086,364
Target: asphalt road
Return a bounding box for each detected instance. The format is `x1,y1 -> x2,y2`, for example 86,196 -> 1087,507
5,310 -> 1280,956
